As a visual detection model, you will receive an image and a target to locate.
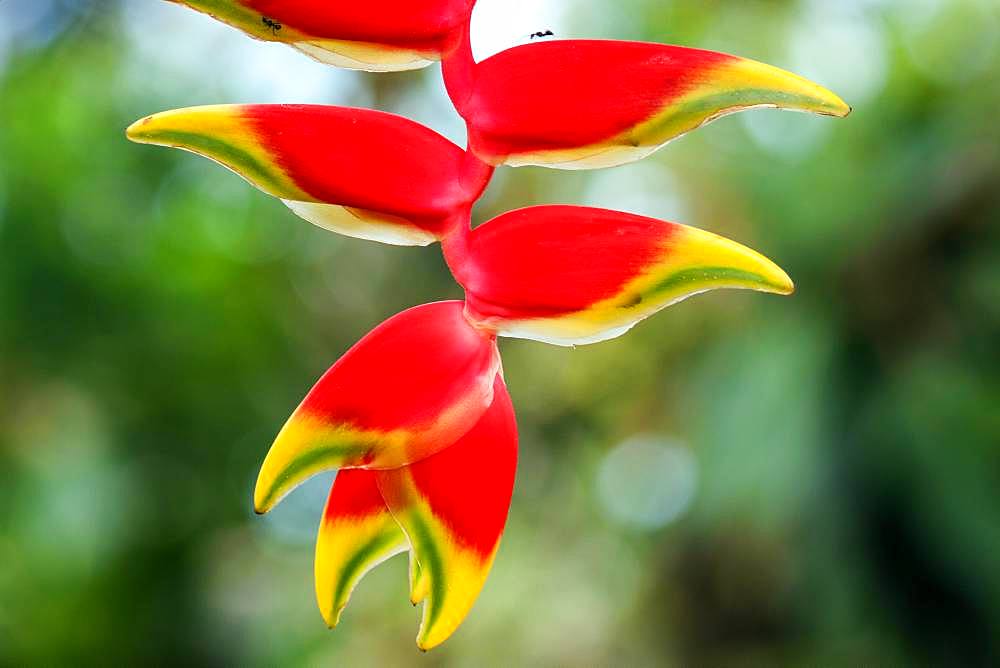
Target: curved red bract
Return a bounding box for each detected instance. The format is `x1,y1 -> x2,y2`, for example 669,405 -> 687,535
299,301 -> 497,431
447,206 -> 674,319
244,105 -> 492,235
254,300 -> 502,512
404,376 -> 517,557
462,41 -> 730,156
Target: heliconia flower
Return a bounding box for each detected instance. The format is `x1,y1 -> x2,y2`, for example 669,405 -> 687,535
124,0 -> 855,653
253,301 -> 500,514
126,104 -> 493,245
315,376 -> 517,650
442,205 -> 794,346
165,0 -> 476,71
442,27 -> 851,169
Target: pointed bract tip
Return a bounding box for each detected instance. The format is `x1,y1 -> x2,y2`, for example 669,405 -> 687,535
252,415 -> 342,516
125,108 -> 205,144
252,486 -> 273,516
775,271 -> 795,296
416,625 -> 453,652
819,90 -> 852,119
253,439 -> 296,515
673,224 -> 795,298
124,105 -> 243,147
723,57 -> 852,119
321,606 -> 344,630
409,583 -> 429,606
125,115 -> 153,143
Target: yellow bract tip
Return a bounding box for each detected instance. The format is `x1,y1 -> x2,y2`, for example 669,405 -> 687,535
125,115 -> 155,143
673,225 -> 795,297
724,57 -> 852,119
124,105 -> 244,146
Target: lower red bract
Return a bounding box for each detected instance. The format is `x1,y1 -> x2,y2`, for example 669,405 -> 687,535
405,377 -> 517,557
300,301 -> 497,431
454,206 -> 674,318
323,469 -> 385,521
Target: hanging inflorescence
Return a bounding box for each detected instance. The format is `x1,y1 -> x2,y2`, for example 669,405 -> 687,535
128,0 -> 849,650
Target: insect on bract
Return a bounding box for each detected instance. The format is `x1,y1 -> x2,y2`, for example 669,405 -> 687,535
262,16 -> 282,35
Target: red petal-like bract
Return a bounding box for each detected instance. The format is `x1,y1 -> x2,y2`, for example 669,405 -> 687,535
444,206 -> 794,346
168,0 -> 476,71
312,376 -> 517,648
443,29 -> 850,169
377,375 -> 517,650
314,468 -> 409,628
127,104 -> 493,245
254,301 -> 500,513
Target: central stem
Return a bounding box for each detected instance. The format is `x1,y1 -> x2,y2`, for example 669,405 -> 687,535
442,16 -> 476,115
440,214 -> 474,287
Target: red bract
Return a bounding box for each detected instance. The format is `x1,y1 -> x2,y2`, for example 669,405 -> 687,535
166,0 -> 476,71
314,468 -> 410,626
444,205 -> 793,345
376,375 -> 517,650
133,1 -> 850,651
254,301 -> 500,514
128,104 -> 492,245
443,27 -> 850,168
288,322 -> 516,651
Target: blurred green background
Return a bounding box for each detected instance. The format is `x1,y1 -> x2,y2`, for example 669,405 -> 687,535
2,0 -> 999,664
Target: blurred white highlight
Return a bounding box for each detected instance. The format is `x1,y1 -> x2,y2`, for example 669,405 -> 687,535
597,436 -> 697,530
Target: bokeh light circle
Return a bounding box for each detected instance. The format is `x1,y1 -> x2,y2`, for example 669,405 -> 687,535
596,436 -> 697,530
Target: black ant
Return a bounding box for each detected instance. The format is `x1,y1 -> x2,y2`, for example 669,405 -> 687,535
262,16 -> 282,35
530,30 -> 554,39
